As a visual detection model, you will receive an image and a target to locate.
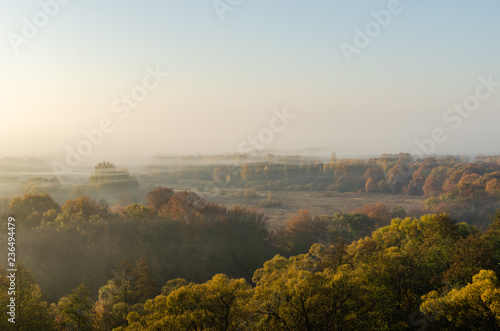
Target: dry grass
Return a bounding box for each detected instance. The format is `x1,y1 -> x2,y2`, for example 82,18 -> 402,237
209,190 -> 425,228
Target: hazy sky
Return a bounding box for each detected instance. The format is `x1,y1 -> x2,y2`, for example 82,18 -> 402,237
1,0 -> 500,163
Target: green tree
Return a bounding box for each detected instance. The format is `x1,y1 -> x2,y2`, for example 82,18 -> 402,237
92,260 -> 135,330
9,193 -> 60,228
443,234 -> 493,286
251,247 -> 367,330
54,195 -> 108,229
134,274 -> 251,330
54,284 -> 93,330
421,270 -> 500,330
131,257 -> 159,304
0,265 -> 53,330
328,212 -> 375,242
124,204 -> 153,222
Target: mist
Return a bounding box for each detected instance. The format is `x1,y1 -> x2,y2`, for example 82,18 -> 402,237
2,1 -> 500,329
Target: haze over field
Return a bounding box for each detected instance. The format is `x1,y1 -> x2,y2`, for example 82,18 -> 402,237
4,2 -> 500,330
0,0 -> 499,164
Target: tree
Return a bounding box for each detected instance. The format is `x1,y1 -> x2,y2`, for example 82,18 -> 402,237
131,257 -> 159,304
377,179 -> 391,193
0,265 -> 53,330
240,163 -> 253,181
146,187 -> 174,211
161,278 -> 191,296
364,166 -> 384,182
118,191 -> 140,206
89,162 -> 139,194
404,158 -> 437,196
124,204 -> 153,222
9,193 -> 60,228
328,213 -> 375,242
283,210 -> 328,254
353,202 -> 392,226
386,155 -> 414,193
391,206 -> 407,219
458,173 -> 485,199
92,260 -> 135,330
422,166 -> 449,197
486,179 -> 500,197
421,270 -> 500,330
55,195 -> 108,228
365,178 -> 378,193
355,247 -> 427,330
250,248 -> 366,330
160,191 -> 207,222
441,167 -> 466,195
136,274 -> 251,330
443,234 -> 494,286
54,284 -> 93,330
112,259 -> 134,306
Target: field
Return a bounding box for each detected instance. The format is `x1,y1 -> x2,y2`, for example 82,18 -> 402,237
209,190 -> 426,227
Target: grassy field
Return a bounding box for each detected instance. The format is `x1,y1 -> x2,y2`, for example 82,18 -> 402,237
208,190 -> 426,228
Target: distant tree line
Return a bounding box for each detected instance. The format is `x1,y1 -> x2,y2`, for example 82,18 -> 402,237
144,153 -> 500,226
14,155 -> 500,225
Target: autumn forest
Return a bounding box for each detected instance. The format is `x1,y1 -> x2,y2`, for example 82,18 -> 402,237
1,153 -> 500,329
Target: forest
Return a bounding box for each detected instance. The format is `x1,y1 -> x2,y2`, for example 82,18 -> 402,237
1,153 -> 500,329
4,0 -> 499,329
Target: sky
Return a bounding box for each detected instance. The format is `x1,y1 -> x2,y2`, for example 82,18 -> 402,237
1,0 -> 500,164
